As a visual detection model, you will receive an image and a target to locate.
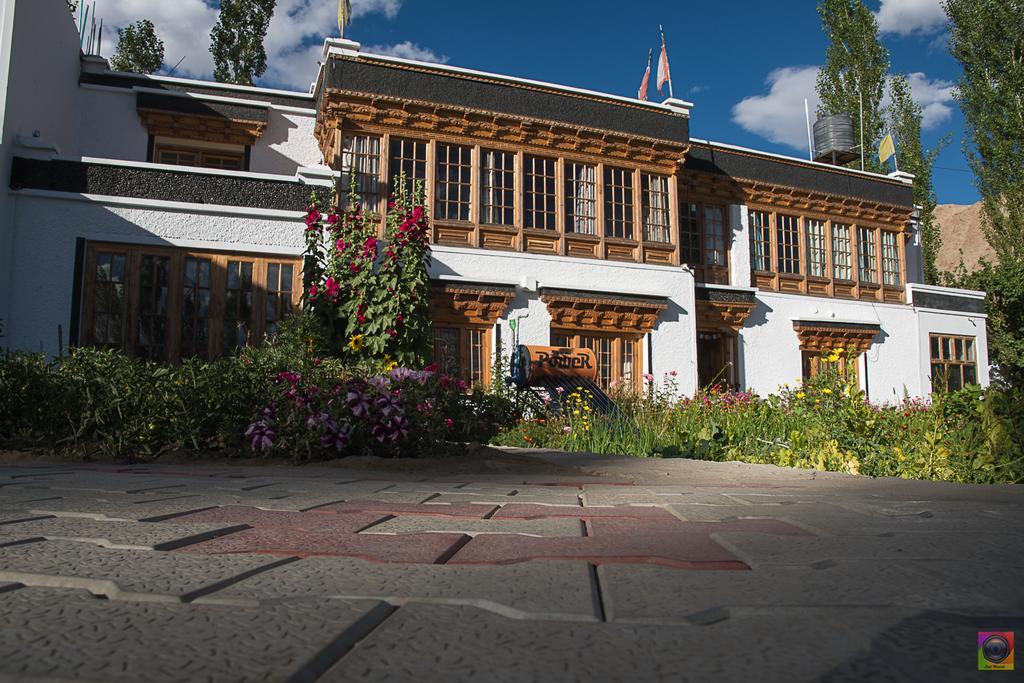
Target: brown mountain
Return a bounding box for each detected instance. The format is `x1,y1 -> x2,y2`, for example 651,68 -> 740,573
933,202 -> 996,274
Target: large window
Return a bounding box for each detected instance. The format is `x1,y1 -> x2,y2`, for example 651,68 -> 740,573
641,173 -> 671,243
82,243 -> 300,363
565,162 -> 597,235
750,210 -> 772,272
680,202 -> 702,265
832,223 -> 853,280
806,219 -> 827,277
433,325 -> 490,386
389,137 -> 428,197
703,206 -> 727,267
341,134 -> 382,212
930,334 -> 978,392
551,331 -> 638,391
776,214 -> 801,274
858,227 -> 878,284
524,156 -> 557,230
435,143 -> 472,222
603,167 -> 634,239
481,149 -> 515,226
881,230 -> 901,286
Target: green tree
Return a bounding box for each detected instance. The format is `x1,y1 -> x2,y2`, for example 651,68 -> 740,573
210,0 -> 277,86
889,74 -> 946,284
67,0 -> 77,12
816,0 -> 891,173
944,0 -> 1024,263
109,20 -> 165,75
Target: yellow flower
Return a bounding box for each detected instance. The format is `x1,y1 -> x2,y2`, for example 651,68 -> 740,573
822,388 -> 833,395
796,391 -> 806,399
573,410 -> 581,417
347,334 -> 365,352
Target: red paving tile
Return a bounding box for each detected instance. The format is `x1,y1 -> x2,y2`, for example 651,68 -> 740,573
179,527 -> 468,563
310,501 -> 498,518
446,518 -> 811,569
493,504 -> 678,520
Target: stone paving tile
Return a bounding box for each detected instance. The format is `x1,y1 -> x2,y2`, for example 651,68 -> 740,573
898,560 -> 1024,611
205,556 -> 601,620
580,490 -> 692,506
493,503 -> 677,520
448,518 -> 809,568
667,501 -> 867,524
360,516 -> 584,537
0,516 -> 249,550
713,530 -> 1023,567
428,488 -> 583,506
0,539 -> 287,601
10,493 -> 224,521
180,527 -> 468,563
171,507 -> 389,531
311,500 -> 499,518
598,560 -> 1004,623
0,586 -> 392,683
321,603 -> 941,683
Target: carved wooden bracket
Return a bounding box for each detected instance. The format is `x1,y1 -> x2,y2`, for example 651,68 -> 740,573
793,322 -> 880,353
430,283 -> 514,326
696,299 -> 756,333
137,110 -> 267,147
540,290 -> 667,334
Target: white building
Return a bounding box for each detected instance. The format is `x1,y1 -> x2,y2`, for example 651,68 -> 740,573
0,0 -> 989,401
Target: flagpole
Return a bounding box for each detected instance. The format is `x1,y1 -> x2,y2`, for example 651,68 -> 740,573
891,130 -> 899,173
659,25 -> 673,99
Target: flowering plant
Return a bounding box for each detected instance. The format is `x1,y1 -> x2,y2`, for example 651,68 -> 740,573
302,177 -> 432,368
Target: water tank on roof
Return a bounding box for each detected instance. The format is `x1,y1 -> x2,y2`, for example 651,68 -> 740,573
813,114 -> 858,165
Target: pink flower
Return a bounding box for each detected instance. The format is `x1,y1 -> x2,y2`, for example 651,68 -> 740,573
336,238 -> 347,252
324,277 -> 340,298
669,370 -> 678,377
445,418 -> 454,429
308,284 -> 319,298
326,213 -> 339,226
643,373 -> 655,382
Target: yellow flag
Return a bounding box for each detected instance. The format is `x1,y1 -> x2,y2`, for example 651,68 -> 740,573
337,0 -> 351,36
878,133 -> 896,165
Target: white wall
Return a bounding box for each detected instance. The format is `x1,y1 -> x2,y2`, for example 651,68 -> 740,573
250,109 -> 322,174
77,86 -> 149,161
4,192 -> 305,354
431,246 -> 698,393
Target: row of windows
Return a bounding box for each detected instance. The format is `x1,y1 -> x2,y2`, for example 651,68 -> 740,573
750,211 -> 902,286
83,244 -> 298,362
341,134 -> 676,243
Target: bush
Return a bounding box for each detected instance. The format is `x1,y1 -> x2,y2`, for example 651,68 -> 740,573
493,353 -> 1024,484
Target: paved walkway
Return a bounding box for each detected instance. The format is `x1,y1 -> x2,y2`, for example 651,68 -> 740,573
0,450 -> 1020,682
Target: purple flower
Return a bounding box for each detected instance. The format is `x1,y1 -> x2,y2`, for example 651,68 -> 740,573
563,425 -> 572,434
245,420 -> 276,451
388,367 -> 416,383
367,376 -> 389,391
321,421 -> 353,451
277,371 -> 301,386
376,394 -> 401,417
347,388 -> 370,417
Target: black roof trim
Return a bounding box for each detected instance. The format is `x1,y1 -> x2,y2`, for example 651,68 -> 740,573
81,71 -> 315,108
686,143 -> 914,209
912,290 -> 986,314
792,320 -> 882,332
538,286 -> 669,306
695,286 -> 756,304
321,57 -> 690,143
433,280 -> 516,293
10,157 -> 314,212
136,92 -> 269,123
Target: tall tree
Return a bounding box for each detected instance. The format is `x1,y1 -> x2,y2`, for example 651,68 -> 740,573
944,0 -> 1024,263
109,20 -> 165,75
210,0 -> 277,86
889,74 -> 945,284
816,0 -> 891,174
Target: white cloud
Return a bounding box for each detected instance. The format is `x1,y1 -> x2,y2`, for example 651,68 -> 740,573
731,66 -> 821,151
888,72 -> 956,130
874,0 -> 947,36
362,41 -> 448,63
733,66 -> 955,151
95,0 -> 414,90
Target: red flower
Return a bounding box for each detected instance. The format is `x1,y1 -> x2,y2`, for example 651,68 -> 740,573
308,284 -> 319,298
324,277 -> 340,298
423,363 -> 438,373
326,213 -> 339,225
350,263 -> 360,274
336,238 -> 347,252
357,314 -> 366,324
396,314 -> 404,323
387,329 -> 397,338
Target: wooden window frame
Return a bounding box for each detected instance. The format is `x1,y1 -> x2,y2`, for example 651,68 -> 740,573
523,155 -> 558,231
341,133 -> 383,214
881,229 -> 902,287
603,166 -> 636,240
81,242 -> 301,363
929,334 -> 979,392
776,213 -> 802,275
831,222 -> 854,281
388,136 -> 429,199
480,148 -> 516,227
679,201 -> 702,267
434,142 -> 473,223
153,144 -> 245,171
641,173 -> 672,243
749,209 -> 773,273
857,226 -> 879,284
806,218 -> 828,278
550,329 -> 641,392
432,324 -> 492,388
564,161 -> 598,235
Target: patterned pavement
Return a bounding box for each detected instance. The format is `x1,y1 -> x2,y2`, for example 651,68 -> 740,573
0,454 -> 1021,682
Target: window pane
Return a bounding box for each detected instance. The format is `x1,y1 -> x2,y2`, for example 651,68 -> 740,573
603,167 -> 634,239
680,202 -> 701,265
92,251 -> 126,347
641,174 -> 671,243
776,215 -> 800,274
435,143 -> 472,222
224,260 -> 255,354
806,219 -> 827,277
930,335 -> 941,360
857,227 -> 878,283
389,137 -> 427,200
565,163 -> 597,235
135,255 -> 170,361
881,230 -> 901,286
832,223 -> 852,280
704,206 -> 726,266
480,149 -> 515,226
342,134 -> 382,212
963,364 -> 977,385
433,326 -> 461,378
750,210 -> 771,271
524,156 -> 557,230
181,256 -> 212,359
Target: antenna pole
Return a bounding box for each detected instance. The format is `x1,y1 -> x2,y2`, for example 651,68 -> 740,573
804,98 -> 814,161
859,88 -> 865,171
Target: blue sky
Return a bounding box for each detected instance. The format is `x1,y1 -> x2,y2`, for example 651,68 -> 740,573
93,0 -> 977,204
